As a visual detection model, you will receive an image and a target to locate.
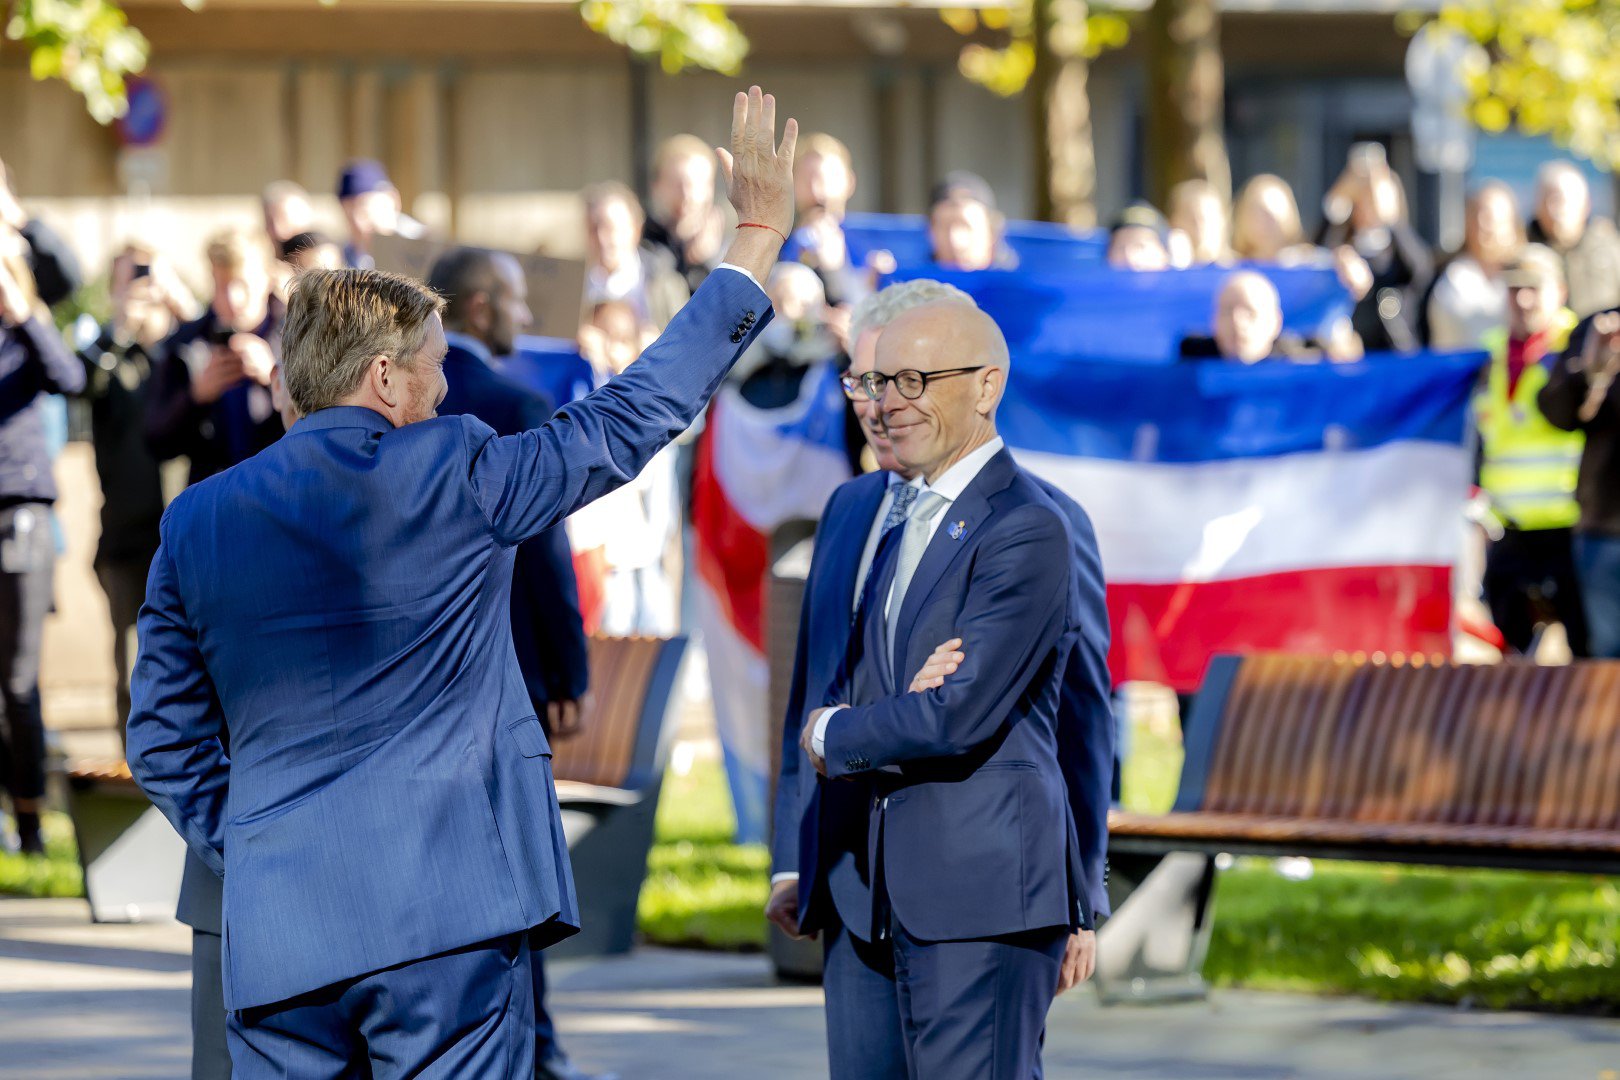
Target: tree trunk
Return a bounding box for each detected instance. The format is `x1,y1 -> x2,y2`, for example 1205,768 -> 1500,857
1146,0 -> 1230,210
1030,0 -> 1098,228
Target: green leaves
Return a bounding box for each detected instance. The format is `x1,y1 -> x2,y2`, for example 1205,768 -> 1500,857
578,0 -> 749,76
1431,0 -> 1620,169
942,1 -> 1132,98
7,0 -> 149,124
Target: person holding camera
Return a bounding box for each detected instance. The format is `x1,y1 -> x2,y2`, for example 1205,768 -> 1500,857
1319,143 -> 1433,353
147,227 -> 285,487
0,224 -> 85,855
73,243 -> 194,746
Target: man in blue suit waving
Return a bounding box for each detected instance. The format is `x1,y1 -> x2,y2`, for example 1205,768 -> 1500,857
769,281 -> 1112,1078
799,299 -> 1100,1079
127,87 -> 796,1079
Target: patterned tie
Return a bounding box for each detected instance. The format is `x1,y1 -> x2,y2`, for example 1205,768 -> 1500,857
881,482 -> 919,537
884,490 -> 949,658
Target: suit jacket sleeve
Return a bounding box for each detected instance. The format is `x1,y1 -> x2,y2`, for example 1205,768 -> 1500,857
126,531 -> 230,876
509,396 -> 590,710
770,491 -> 844,877
821,505 -> 1071,776
464,269 -> 767,546
1054,506 -> 1115,926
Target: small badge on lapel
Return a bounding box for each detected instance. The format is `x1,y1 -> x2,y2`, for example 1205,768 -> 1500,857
948,520 -> 967,540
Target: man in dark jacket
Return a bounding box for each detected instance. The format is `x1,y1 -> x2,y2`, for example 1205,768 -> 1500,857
0,159 -> 82,310
146,227 -> 284,486
73,243 -> 184,743
426,246 -> 602,1080
1540,307 -> 1620,657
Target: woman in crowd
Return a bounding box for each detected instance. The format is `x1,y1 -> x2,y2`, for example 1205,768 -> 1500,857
1427,181 -> 1524,350
0,226 -> 85,855
1168,179 -> 1233,267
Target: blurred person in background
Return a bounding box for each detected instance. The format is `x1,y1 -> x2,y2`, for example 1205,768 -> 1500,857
581,181 -> 689,330
1232,174 -> 1322,266
261,180 -> 316,261
574,300 -> 681,638
928,171 -> 1015,272
0,225 -> 86,855
643,134 -> 727,293
782,133 -> 870,312
1540,305 -> 1620,657
732,261 -> 841,409
1319,143 -> 1433,352
1473,245 -> 1586,657
1428,182 -> 1524,350
72,243 -> 191,746
278,231 -> 343,273
1528,161 -> 1620,318
1107,203 -> 1172,272
146,226 -> 284,487
337,159 -> 425,270
0,158 -> 82,310
426,247 -> 599,1080
1180,270 -> 1361,363
1167,179 -> 1232,268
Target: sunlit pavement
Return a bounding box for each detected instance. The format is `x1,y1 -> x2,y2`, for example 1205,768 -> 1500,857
4,898 -> 1619,1079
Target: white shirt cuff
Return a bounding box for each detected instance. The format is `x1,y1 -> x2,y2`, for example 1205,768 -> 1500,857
717,262 -> 765,292
770,872 -> 800,886
812,706 -> 844,759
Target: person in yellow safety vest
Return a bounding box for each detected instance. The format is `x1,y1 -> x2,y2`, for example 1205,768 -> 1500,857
1473,243 -> 1589,656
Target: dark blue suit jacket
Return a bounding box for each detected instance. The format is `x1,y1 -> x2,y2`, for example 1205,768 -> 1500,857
771,456 -> 1112,941
438,342 -> 589,713
128,270 -> 768,1010
820,448 -> 1089,942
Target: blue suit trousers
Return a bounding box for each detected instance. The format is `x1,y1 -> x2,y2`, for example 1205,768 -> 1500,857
227,933 -> 534,1079
823,917 -> 909,1080
891,922 -> 1067,1080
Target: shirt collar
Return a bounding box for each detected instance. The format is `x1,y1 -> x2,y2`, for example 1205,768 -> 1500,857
923,436 -> 1005,503
443,332 -> 494,368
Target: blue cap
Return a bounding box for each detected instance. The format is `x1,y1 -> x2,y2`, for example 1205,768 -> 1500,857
337,159 -> 392,200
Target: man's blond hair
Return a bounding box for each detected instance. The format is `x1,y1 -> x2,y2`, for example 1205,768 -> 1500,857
280,268 -> 444,416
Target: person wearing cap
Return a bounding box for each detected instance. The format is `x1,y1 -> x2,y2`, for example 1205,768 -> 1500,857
1107,203 -> 1172,272
1474,244 -> 1588,657
928,171 -> 1017,272
337,159 -> 425,270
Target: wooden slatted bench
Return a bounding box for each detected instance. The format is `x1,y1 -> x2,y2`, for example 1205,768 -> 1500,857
1097,653 -> 1620,1001
65,633 -> 687,955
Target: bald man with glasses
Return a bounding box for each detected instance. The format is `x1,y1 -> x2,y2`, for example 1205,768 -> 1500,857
772,287 -> 1106,1079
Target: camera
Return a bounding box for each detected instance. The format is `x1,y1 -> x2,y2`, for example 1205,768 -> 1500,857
131,263 -> 151,281
206,324 -> 235,348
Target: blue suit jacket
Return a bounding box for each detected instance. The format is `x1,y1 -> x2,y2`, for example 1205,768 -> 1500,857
128,271 -> 768,1010
819,448 -> 1089,942
771,460 -> 1113,939
438,342 -> 589,714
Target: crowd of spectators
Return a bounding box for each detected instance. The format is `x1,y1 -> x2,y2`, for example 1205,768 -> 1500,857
5,129 -> 1620,863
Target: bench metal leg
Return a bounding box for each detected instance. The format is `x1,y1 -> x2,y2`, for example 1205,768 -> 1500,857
1094,850 -> 1217,1004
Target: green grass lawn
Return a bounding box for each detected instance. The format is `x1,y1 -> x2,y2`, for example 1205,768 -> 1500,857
637,720 -> 1620,1013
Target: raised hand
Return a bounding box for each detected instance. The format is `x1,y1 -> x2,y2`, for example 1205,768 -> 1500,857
716,86 -> 797,284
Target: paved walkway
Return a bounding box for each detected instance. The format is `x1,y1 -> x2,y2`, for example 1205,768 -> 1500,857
5,898 -> 1619,1079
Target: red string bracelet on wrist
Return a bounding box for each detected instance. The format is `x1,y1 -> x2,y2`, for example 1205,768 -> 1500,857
737,222 -> 789,244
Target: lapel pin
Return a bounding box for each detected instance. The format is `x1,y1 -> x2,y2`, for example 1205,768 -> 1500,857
948,520 -> 967,540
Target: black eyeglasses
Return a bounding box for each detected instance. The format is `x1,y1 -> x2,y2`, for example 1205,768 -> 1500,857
837,372 -> 865,401
860,366 -> 987,401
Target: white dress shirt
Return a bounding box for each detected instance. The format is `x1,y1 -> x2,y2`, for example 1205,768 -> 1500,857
813,436 -> 1006,756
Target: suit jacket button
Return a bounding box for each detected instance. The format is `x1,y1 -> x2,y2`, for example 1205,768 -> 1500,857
731,331 -> 744,342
